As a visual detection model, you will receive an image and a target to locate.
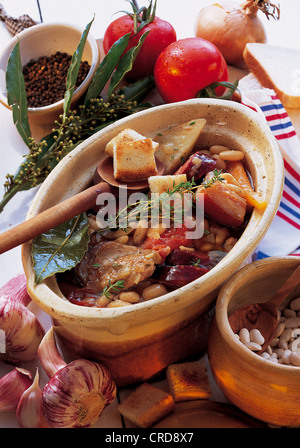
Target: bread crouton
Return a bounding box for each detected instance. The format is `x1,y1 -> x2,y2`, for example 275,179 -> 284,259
166,360 -> 212,402
113,138 -> 158,181
148,174 -> 187,195
118,383 -> 175,428
154,119 -> 206,174
105,128 -> 159,156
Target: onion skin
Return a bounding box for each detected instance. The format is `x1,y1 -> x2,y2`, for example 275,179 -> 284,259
195,2 -> 266,68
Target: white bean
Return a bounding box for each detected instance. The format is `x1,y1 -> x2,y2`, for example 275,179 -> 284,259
142,283 -> 168,301
219,150 -> 244,161
239,328 -> 250,345
250,328 -> 265,345
290,352 -> 300,367
289,297 -> 300,311
245,341 -> 262,351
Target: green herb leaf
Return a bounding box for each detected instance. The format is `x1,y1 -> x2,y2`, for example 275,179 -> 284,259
63,17 -> 94,118
31,213 -> 90,284
106,30 -> 150,98
6,40 -> 32,147
118,75 -> 155,103
84,32 -> 131,106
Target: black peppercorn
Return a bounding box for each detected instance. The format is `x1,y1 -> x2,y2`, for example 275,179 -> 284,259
22,51 -> 91,108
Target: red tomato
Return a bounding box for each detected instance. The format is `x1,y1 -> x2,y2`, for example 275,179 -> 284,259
154,37 -> 228,103
103,15 -> 176,81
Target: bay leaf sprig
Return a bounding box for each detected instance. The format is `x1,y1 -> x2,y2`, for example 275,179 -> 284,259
31,213 -> 90,284
1,21 -> 154,213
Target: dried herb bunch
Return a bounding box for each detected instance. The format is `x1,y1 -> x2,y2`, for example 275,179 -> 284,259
1,19 -> 155,212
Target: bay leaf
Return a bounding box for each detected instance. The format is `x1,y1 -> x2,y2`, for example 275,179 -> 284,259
31,213 -> 90,284
84,32 -> 131,106
63,17 -> 94,118
106,30 -> 150,98
6,40 -> 32,148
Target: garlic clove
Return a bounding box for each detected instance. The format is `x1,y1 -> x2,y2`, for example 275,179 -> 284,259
37,326 -> 67,378
39,327 -> 117,428
0,297 -> 45,364
43,359 -> 117,428
16,368 -> 50,428
0,273 -> 31,307
0,367 -> 32,412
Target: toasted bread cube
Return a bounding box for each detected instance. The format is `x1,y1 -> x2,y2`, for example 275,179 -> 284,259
154,118 -> 206,174
148,174 -> 187,195
113,138 -> 158,181
106,128 -> 159,156
166,360 -> 212,402
118,383 -> 175,428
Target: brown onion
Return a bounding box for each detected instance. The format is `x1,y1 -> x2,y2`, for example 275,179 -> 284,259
195,1 -> 280,68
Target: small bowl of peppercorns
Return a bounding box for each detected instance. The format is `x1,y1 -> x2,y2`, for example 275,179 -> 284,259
0,22 -> 100,124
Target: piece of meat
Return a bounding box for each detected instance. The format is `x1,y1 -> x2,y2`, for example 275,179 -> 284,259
75,240 -> 161,292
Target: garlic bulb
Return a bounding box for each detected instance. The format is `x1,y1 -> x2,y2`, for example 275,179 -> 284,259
0,367 -> 32,412
0,273 -> 31,306
0,297 -> 45,364
16,368 -> 49,428
38,327 -> 117,428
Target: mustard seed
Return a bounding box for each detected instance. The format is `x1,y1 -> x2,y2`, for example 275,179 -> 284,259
22,51 -> 91,108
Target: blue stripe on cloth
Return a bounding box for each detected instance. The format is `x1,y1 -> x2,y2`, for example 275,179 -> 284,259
254,250 -> 269,260
260,103 -> 284,112
279,201 -> 300,221
270,121 -> 293,131
285,177 -> 300,197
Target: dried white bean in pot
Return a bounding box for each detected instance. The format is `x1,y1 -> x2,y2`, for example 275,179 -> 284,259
290,297 -> 300,311
142,283 -> 168,301
250,328 -> 265,345
245,341 -> 262,351
290,352 -> 300,366
209,144 -> 230,154
284,317 -> 300,328
238,328 -> 250,345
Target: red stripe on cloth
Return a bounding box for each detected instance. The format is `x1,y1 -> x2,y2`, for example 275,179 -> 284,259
275,130 -> 297,140
282,190 -> 300,208
265,112 -> 289,121
277,210 -> 300,230
284,159 -> 300,183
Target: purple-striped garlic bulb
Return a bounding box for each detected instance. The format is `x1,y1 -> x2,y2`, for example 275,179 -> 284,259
0,367 -> 33,412
38,327 -> 117,428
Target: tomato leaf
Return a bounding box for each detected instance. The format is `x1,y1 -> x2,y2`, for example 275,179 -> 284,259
63,17 -> 94,118
84,32 -> 131,106
31,213 -> 90,284
106,30 -> 150,98
6,40 -> 32,148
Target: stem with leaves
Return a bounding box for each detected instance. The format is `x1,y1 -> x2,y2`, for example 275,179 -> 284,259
1,21 -> 154,213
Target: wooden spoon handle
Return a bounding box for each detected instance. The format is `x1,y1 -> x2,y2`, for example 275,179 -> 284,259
266,263 -> 300,309
0,182 -> 110,254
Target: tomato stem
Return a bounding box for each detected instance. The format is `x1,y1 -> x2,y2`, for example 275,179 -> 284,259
197,80 -> 239,101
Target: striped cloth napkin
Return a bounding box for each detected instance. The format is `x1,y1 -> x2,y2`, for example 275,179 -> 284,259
241,88 -> 300,260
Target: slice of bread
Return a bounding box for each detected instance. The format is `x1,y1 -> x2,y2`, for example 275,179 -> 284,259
148,174 -> 187,195
166,360 -> 212,402
105,128 -> 158,156
243,43 -> 300,108
118,383 -> 175,428
113,138 -> 158,181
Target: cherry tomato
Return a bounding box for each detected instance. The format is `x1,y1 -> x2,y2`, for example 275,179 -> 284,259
154,37 -> 228,103
103,15 -> 176,81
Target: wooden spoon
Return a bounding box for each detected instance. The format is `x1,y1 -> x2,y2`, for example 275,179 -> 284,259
94,155 -> 165,189
0,155 -> 166,254
229,264 -> 300,353
0,181 -> 111,254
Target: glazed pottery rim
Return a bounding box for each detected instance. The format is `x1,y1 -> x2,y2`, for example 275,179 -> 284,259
22,98 -> 284,324
215,255 -> 300,374
0,22 -> 100,113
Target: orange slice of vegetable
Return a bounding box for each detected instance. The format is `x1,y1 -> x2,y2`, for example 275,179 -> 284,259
226,161 -> 267,211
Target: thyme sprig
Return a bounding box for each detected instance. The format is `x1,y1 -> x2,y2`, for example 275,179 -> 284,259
101,280 -> 125,300
102,171 -> 225,232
